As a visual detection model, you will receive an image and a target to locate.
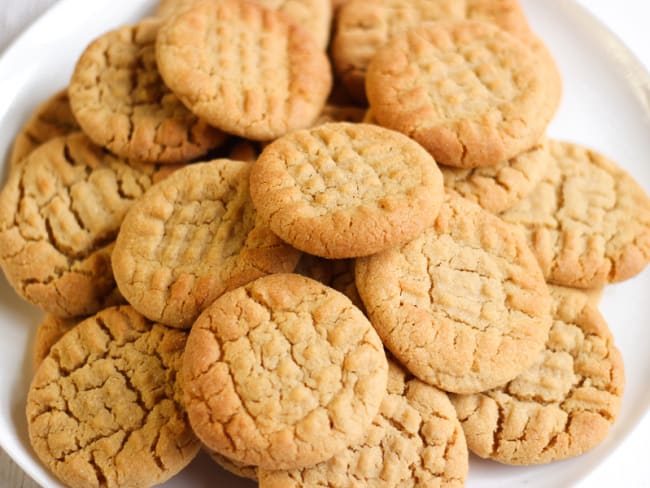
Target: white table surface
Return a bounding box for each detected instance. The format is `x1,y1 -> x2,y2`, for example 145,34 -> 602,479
0,1 -> 649,487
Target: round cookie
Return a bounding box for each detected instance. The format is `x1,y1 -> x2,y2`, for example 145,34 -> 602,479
112,159 -> 301,329
500,140 -> 650,288
366,21 -> 554,168
9,89 -> 79,170
0,133 -> 167,318
355,192 -> 552,394
32,315 -> 79,370
69,18 -> 225,164
155,0 -> 332,49
450,285 -> 625,464
440,140 -> 551,213
333,0 -> 534,102
258,359 -> 468,487
249,122 -> 444,258
32,291 -> 126,369
181,273 -> 389,470
26,306 -> 200,488
156,0 -> 332,140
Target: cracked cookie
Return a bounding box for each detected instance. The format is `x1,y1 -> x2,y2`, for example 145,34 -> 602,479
181,273 -> 389,470
500,140 -> 650,288
333,0 -> 534,102
440,140 -> 551,213
112,158 -> 301,329
69,17 -> 226,164
26,305 -> 200,488
250,122 -> 444,258
155,0 -> 332,140
356,192 -> 552,394
32,291 -> 124,369
366,21 -> 555,168
0,132 -> 169,318
258,358 -> 468,487
156,0 -> 332,49
450,285 -> 625,464
9,89 -> 80,170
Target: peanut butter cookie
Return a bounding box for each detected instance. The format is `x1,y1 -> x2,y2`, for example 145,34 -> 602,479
500,140 -> 650,288
9,89 -> 79,170
156,0 -> 332,49
112,159 -> 301,329
69,18 -> 226,164
250,122 -> 444,258
26,306 -> 200,487
32,315 -> 78,370
258,359 -> 468,487
333,0 -> 534,102
356,192 -> 552,394
0,133 -> 167,318
450,285 -> 625,464
366,21 -> 554,168
181,273 -> 389,470
156,0 -> 332,140
441,140 -> 551,213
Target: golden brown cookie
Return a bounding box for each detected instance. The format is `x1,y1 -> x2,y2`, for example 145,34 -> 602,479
9,90 -> 79,170
356,192 -> 552,394
181,273 -> 389,470
249,122 -> 444,258
258,359 -> 468,487
32,315 -> 79,370
500,140 -> 650,288
366,21 -> 555,168
440,140 -> 551,213
156,0 -> 332,140
69,18 -> 225,164
294,254 -> 364,311
450,285 -> 625,464
112,158 -> 301,328
333,0 -> 534,102
26,306 -> 200,488
0,133 -> 166,318
156,0 -> 332,49
32,292 -> 126,369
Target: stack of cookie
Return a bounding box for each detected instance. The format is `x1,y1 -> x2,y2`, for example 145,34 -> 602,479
0,0 -> 649,486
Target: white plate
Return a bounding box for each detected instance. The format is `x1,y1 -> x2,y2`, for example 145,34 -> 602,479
0,0 -> 649,486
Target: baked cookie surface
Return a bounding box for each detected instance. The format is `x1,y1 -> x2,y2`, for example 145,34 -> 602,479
69,18 -> 225,163
9,89 -> 79,170
26,306 -> 199,488
156,0 -> 332,49
156,0 -> 332,140
250,122 -> 444,258
181,273 -> 388,470
356,192 -> 552,394
258,359 -> 468,487
112,159 -> 300,329
333,0 -> 533,102
441,140 -> 551,213
451,285 -> 625,464
0,133 -> 161,318
366,21 -> 554,168
500,140 -> 650,288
